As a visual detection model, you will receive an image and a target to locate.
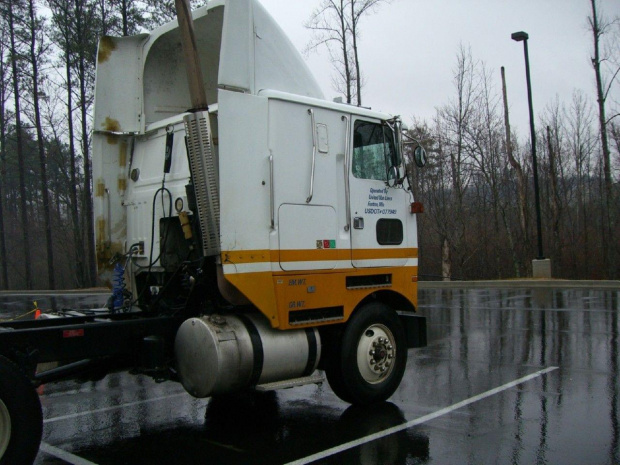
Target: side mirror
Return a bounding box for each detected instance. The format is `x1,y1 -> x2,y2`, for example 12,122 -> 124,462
413,146 -> 427,168
387,165 -> 399,188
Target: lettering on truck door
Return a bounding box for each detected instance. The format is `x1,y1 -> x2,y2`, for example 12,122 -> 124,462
348,119 -> 408,268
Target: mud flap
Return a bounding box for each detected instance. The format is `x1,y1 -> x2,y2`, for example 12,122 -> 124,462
398,312 -> 427,348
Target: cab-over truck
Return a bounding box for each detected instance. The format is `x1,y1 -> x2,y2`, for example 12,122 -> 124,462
0,1 -> 427,463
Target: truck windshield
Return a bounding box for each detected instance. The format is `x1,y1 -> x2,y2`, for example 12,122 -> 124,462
352,120 -> 398,181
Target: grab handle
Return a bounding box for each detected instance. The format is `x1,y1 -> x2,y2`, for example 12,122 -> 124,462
306,108 -> 317,203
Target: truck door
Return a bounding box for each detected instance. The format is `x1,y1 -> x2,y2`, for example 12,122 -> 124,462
348,118 -> 408,268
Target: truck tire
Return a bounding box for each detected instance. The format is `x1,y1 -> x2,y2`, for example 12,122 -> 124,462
0,355 -> 42,465
324,302 -> 407,405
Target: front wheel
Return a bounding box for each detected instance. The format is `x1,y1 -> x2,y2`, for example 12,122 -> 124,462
0,355 -> 42,465
324,302 -> 407,405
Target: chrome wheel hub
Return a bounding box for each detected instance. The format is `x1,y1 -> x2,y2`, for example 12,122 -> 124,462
0,398 -> 11,458
356,324 -> 396,384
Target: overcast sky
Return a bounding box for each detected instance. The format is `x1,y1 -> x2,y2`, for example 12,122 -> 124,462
258,0 -> 620,137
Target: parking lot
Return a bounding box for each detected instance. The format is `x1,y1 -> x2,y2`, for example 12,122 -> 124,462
2,283 -> 618,464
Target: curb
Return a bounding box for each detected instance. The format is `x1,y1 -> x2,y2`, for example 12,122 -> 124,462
419,280 -> 620,290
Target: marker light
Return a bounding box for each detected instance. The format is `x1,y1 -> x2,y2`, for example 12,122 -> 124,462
410,202 -> 424,214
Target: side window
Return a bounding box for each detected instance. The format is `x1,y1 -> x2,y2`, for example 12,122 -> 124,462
376,218 -> 403,245
352,121 -> 397,181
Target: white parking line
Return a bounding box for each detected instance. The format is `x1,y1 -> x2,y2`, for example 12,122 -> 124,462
284,366 -> 559,465
43,392 -> 189,424
40,392 -> 192,464
40,442 -> 98,465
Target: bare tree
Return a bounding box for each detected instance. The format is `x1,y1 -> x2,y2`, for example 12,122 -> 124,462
566,91 -> 596,274
306,0 -> 390,105
467,62 -> 507,277
433,45 -> 479,279
25,0 -> 56,289
0,21 -> 10,289
48,0 -> 88,287
72,0 -> 99,286
306,0 -> 354,103
612,122 -> 620,168
4,0 -> 34,289
349,0 -> 389,106
501,66 -> 529,255
94,0 -> 155,36
145,0 -> 209,28
588,0 -> 619,278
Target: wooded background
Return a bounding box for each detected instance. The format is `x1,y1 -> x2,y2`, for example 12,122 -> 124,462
0,0 -> 618,290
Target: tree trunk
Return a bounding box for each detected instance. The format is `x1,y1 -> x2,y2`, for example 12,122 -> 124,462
66,49 -> 86,288
589,0 -> 614,278
546,126 -> 561,271
49,0 -> 87,287
598,163 -> 606,277
122,0 -> 128,36
501,205 -> 521,278
76,0 -> 97,286
442,237 -> 451,281
28,0 -> 56,289
351,0 -> 361,106
0,39 -> 9,289
339,0 -> 351,104
8,1 -> 33,289
501,67 -> 529,247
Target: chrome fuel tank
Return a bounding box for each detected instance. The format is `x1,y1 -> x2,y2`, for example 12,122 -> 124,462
175,313 -> 321,398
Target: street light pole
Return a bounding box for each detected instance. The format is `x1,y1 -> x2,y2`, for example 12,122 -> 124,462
512,31 -> 544,261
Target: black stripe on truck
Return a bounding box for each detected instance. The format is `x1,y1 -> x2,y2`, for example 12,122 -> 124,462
303,328 -> 318,376
237,314 -> 264,387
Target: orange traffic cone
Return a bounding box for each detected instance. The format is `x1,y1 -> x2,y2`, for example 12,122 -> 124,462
33,301 -> 41,319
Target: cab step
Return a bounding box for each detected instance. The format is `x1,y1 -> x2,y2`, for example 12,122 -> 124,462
255,372 -> 325,392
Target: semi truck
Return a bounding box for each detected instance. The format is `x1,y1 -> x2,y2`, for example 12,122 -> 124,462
0,0 -> 427,463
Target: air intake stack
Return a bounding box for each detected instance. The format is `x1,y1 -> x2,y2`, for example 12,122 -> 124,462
175,0 -> 219,256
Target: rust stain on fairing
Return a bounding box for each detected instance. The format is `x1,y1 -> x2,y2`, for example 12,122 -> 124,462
96,217 -> 106,247
102,117 -> 122,145
96,241 -> 124,273
95,216 -> 124,273
119,141 -> 128,166
98,36 -> 117,64
95,180 -> 105,197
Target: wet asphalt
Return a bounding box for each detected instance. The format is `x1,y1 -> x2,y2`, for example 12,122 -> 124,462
1,284 -> 619,464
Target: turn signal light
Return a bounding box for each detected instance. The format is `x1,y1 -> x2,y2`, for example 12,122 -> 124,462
410,202 -> 424,214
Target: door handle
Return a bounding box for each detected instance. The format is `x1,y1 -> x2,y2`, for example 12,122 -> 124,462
342,115 -> 351,231
306,108 -> 316,203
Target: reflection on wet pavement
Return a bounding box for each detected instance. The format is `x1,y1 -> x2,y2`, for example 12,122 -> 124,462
24,287 -> 620,464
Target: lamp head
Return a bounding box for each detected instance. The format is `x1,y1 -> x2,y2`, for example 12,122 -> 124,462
511,31 -> 529,42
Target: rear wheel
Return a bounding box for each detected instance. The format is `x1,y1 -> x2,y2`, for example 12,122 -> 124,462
324,302 -> 407,405
0,355 -> 42,465
0,399 -> 10,459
